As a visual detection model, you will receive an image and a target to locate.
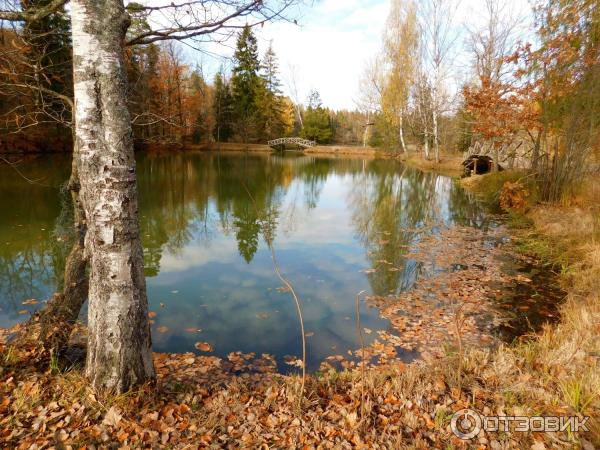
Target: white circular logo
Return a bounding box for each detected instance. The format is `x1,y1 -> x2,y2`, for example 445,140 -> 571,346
451,409 -> 482,439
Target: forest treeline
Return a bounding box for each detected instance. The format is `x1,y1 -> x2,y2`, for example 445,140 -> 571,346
1,0 -> 599,199
0,18 -> 365,152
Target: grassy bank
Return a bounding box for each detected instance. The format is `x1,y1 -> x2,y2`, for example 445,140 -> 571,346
305,145 -> 378,156
399,152 -> 464,178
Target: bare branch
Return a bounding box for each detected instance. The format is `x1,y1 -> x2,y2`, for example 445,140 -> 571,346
0,0 -> 68,22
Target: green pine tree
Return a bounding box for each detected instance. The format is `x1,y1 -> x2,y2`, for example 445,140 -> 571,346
213,68 -> 234,142
257,43 -> 287,140
301,90 -> 333,143
231,25 -> 262,142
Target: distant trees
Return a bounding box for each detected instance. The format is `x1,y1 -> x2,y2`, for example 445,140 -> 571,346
463,0 -> 599,199
213,69 -> 234,143
0,0 -> 73,151
219,27 -> 292,143
258,42 -> 290,140
301,90 -> 333,143
359,0 -> 461,159
381,0 -> 418,153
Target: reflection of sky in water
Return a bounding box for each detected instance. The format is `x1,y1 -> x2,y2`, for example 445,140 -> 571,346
0,153 -> 488,371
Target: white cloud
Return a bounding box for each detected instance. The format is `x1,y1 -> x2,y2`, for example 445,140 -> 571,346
190,0 -> 389,110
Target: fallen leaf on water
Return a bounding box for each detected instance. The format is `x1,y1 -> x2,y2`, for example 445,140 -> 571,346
283,355 -> 304,367
306,332 -> 315,337
148,311 -> 157,318
157,326 -> 169,333
195,342 -> 213,352
364,328 -> 372,334
18,310 -> 28,315
22,299 -> 38,305
185,327 -> 201,333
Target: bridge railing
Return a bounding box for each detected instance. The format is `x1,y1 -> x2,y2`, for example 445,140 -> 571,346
268,137 -> 317,148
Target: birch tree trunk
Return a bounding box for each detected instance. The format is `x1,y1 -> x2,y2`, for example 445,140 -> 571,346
398,112 -> 407,153
71,0 -> 154,392
432,85 -> 440,163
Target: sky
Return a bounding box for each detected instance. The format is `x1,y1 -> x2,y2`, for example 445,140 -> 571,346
184,0 -> 533,111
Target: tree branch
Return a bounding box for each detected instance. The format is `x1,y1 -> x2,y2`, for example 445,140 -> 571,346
0,0 -> 68,22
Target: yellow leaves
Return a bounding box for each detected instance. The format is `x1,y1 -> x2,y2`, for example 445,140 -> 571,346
148,311 -> 157,318
343,411 -> 358,429
21,299 -> 38,305
499,181 -> 529,211
195,342 -> 213,352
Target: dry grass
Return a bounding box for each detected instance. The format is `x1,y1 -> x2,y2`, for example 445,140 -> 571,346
305,145 -> 378,156
458,172 -> 600,446
400,152 -> 465,177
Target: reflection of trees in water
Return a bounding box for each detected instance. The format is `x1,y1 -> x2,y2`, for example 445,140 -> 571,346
0,156 -> 71,314
0,153 -> 491,315
447,181 -> 490,229
137,153 -> 214,275
348,162 -> 435,296
347,161 -> 488,296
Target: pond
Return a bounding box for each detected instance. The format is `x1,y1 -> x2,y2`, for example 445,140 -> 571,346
0,152 -> 491,371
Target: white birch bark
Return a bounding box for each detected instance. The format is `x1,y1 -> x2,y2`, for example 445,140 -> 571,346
398,112 -> 407,153
432,92 -> 440,163
71,0 -> 154,392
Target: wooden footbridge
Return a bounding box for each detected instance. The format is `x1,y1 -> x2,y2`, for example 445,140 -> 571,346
268,137 -> 316,151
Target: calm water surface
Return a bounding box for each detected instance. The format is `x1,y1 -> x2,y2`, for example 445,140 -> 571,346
0,152 -> 488,370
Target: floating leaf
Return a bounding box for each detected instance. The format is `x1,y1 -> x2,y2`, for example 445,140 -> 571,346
195,342 -> 213,352
283,355 -> 304,367
22,299 -> 38,305
157,326 -> 169,333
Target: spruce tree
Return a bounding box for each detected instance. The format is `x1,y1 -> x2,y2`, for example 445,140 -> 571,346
258,42 -> 287,140
213,69 -> 234,142
230,25 -> 262,142
301,90 -> 333,143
